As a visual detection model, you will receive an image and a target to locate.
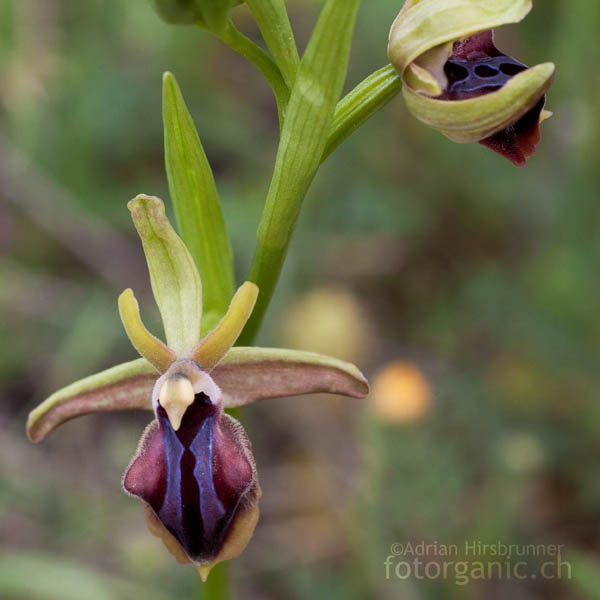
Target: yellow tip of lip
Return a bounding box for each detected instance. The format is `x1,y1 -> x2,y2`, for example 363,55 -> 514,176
158,375 -> 195,431
197,565 -> 211,582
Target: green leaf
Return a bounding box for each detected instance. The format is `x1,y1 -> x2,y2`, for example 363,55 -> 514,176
162,72 -> 234,330
242,0 -> 361,343
128,194 -> 203,356
27,358 -> 156,443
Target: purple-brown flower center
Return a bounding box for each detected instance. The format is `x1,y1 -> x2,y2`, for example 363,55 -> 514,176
436,30 -> 549,167
124,391 -> 253,563
443,55 -> 527,100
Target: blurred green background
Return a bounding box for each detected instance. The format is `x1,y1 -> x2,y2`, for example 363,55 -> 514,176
1,0 -> 600,598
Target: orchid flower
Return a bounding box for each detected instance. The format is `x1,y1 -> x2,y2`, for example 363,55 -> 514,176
388,0 -> 555,166
26,195 -> 369,580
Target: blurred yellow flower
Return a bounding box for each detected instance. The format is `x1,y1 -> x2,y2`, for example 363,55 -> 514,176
369,361 -> 432,424
281,287 -> 373,365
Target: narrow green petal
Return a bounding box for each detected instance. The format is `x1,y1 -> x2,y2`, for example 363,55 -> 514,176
128,194 -> 203,357
403,62 -> 554,142
388,0 -> 532,75
118,288 -> 177,372
162,72 -> 234,326
212,347 -> 369,408
402,42 -> 453,95
27,359 -> 157,443
403,62 -> 443,97
192,282 -> 258,370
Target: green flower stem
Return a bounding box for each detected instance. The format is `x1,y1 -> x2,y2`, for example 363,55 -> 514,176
215,20 -> 290,120
239,0 -> 361,345
323,64 -> 402,161
240,65 -> 401,344
245,0 -> 300,88
198,562 -> 228,599
239,240 -> 284,344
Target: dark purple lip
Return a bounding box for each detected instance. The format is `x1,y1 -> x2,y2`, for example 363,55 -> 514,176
124,392 -> 253,563
436,30 -> 549,167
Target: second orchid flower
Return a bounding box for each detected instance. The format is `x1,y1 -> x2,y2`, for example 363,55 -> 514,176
388,0 -> 555,166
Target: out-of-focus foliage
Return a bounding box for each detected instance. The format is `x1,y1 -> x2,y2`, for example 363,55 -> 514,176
1,0 -> 599,598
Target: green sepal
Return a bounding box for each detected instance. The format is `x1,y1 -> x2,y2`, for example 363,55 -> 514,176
128,195 -> 203,357
26,344 -> 369,442
388,0 -> 532,76
27,359 -> 157,443
162,72 -> 234,330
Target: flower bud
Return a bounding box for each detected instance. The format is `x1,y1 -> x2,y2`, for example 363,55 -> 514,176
388,0 -> 555,166
151,0 -> 197,24
151,0 -> 242,32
